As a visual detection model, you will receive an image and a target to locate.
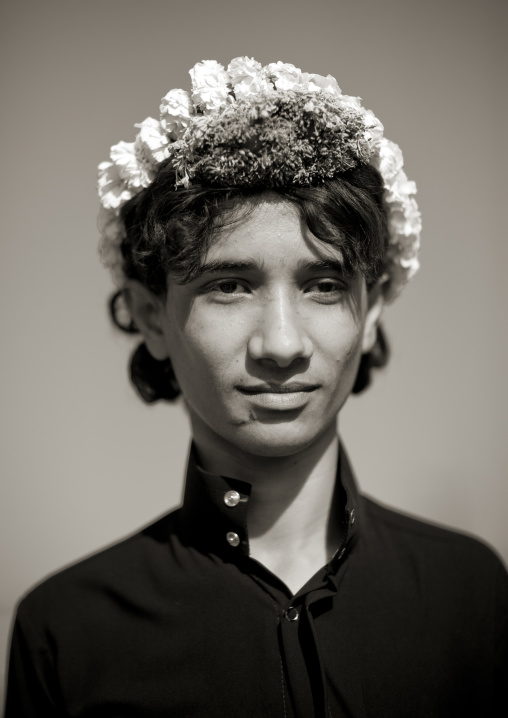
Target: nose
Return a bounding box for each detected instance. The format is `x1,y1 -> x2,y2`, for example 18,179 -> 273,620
247,291 -> 313,368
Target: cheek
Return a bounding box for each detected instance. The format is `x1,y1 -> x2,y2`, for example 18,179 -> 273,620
333,338 -> 363,393
315,324 -> 364,409
314,313 -> 365,370
166,314 -> 242,394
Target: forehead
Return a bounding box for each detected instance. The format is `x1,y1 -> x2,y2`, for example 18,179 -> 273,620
204,195 -> 344,268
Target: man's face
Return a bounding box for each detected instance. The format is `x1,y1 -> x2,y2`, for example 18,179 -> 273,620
158,196 -> 373,458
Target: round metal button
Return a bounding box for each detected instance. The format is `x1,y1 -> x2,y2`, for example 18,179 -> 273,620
350,508 -> 356,525
224,490 -> 241,507
284,607 -> 299,622
226,531 -> 240,547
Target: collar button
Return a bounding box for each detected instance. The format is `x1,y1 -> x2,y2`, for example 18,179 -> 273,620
224,490 -> 241,507
226,531 -> 240,547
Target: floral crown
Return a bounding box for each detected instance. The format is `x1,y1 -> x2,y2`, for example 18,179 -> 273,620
98,57 -> 421,299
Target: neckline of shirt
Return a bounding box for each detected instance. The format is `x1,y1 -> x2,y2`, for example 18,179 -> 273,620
178,439 -> 361,576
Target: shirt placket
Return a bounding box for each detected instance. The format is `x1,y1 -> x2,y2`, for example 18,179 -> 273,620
186,446 -> 359,718
278,502 -> 356,718
279,577 -> 345,718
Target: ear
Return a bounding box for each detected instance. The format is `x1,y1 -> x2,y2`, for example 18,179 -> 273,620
362,279 -> 386,354
122,281 -> 169,361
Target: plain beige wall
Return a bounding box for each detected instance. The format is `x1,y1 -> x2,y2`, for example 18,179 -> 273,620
1,0 -> 507,699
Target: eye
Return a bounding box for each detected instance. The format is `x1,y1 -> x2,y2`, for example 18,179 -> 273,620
215,281 -> 243,294
214,281 -> 246,294
304,277 -> 346,303
312,280 -> 340,293
202,279 -> 252,301
305,279 -> 345,295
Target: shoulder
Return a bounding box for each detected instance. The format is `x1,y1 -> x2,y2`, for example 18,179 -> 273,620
363,494 -> 503,556
15,509 -> 181,631
359,494 -> 508,598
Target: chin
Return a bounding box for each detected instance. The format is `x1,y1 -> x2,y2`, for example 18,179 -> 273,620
229,421 -> 335,458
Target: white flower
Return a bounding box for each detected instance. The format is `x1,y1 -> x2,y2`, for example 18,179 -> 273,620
400,254 -> 420,278
190,60 -> 231,112
359,108 -> 384,147
160,88 -> 194,139
134,116 -> 171,170
265,61 -> 305,91
265,65 -> 342,95
97,161 -> 133,211
305,72 -> 341,96
227,56 -> 272,100
366,132 -> 421,297
384,171 -> 418,205
110,140 -> 150,190
372,138 -> 404,183
387,196 -> 422,238
337,93 -> 363,111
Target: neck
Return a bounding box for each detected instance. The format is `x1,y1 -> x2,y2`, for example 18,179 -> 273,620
192,423 -> 342,594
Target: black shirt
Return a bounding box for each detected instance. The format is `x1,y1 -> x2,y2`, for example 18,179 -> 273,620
5,445 -> 508,717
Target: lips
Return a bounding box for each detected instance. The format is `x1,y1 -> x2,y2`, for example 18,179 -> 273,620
236,382 -> 320,411
237,382 -> 320,394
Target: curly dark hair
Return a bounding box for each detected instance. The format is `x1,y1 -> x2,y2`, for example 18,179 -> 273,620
109,161 -> 390,402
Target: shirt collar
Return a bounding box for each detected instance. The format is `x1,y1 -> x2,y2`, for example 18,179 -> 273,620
178,440 -> 361,564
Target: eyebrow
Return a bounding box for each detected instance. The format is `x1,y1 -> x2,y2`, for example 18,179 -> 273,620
193,258 -> 347,279
194,260 -> 259,277
297,259 -> 347,274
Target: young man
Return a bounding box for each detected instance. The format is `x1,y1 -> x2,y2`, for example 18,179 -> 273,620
6,58 -> 507,717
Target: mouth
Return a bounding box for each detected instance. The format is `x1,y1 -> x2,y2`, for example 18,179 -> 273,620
236,383 -> 320,411
237,382 -> 320,395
